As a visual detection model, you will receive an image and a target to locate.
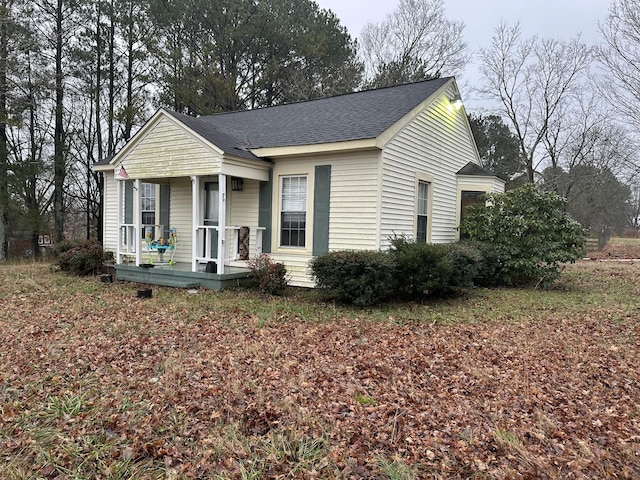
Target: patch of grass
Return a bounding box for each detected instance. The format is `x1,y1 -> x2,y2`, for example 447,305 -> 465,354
44,393 -> 87,418
460,427 -> 477,445
354,393 -> 377,406
494,428 -> 522,449
378,455 -> 419,480
609,237 -> 640,245
259,431 -> 330,476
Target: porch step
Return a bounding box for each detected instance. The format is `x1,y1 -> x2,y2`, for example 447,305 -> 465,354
142,277 -> 200,289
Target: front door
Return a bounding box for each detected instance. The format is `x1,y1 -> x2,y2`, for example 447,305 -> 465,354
204,182 -> 219,259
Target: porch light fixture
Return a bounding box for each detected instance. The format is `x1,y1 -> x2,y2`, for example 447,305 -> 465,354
231,177 -> 243,191
450,92 -> 463,110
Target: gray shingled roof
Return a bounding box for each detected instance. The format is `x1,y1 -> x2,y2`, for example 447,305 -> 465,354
456,162 -> 499,177
96,77 -> 452,164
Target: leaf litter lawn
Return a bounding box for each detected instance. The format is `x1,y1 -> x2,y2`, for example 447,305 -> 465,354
1,261 -> 639,479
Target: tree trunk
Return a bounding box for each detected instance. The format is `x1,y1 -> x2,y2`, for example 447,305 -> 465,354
123,0 -> 135,141
107,0 -> 115,155
53,0 -> 65,243
0,0 -> 10,259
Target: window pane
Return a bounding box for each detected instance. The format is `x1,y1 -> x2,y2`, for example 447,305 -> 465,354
142,212 -> 155,225
141,183 -> 156,212
281,212 -> 306,247
461,190 -> 484,222
417,216 -> 427,243
282,176 -> 307,211
418,181 -> 429,215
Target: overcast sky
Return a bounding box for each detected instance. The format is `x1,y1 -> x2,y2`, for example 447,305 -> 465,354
315,0 -> 612,110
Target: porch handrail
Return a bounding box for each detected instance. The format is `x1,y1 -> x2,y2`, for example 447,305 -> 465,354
195,225 -> 220,264
194,225 -> 266,265
117,224 -> 137,263
226,225 -> 266,261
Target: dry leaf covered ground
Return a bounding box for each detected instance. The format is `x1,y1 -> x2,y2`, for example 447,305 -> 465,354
1,244 -> 639,479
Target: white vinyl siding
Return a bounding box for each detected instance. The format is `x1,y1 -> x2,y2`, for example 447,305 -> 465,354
166,177 -> 193,264
118,116 -> 222,178
228,179 -> 260,259
103,172 -> 118,255
269,253 -> 315,288
380,89 -> 480,248
329,153 -> 379,250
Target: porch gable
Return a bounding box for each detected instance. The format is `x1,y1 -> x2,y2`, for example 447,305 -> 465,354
114,113 -> 224,179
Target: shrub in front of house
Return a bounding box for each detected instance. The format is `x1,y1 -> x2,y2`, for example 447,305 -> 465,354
459,184 -> 586,286
441,241 -> 484,289
54,240 -> 111,276
309,250 -> 397,306
388,236 -> 453,298
247,254 -> 288,296
310,241 -> 482,306
465,241 -> 503,288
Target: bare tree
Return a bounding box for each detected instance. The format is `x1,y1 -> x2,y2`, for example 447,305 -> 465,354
598,0 -> 640,133
360,0 -> 469,88
629,182 -> 640,233
34,0 -> 77,242
478,22 -> 592,183
0,0 -> 12,259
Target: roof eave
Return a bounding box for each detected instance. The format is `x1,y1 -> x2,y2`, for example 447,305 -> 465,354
250,138 -> 379,158
92,163 -> 115,172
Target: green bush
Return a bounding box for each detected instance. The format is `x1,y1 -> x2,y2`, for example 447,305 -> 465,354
54,240 -> 111,276
309,250 -> 397,306
247,254 -> 288,295
441,241 -> 484,289
460,184 -> 586,286
388,236 -> 452,298
389,237 -> 482,298
466,241 -> 503,288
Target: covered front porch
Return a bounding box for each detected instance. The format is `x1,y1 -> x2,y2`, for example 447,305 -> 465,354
113,168 -> 271,289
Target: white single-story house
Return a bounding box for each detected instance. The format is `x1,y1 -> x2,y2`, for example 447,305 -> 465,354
93,77 -> 504,289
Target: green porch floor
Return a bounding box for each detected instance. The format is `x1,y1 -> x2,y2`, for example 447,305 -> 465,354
114,263 -> 252,290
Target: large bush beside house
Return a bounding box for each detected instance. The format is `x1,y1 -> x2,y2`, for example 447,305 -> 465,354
388,237 -> 480,298
459,184 -> 586,286
309,250 -> 397,306
311,186 -> 586,305
310,242 -> 482,306
54,240 -> 112,276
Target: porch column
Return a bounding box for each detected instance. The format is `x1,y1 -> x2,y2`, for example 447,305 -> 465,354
116,178 -> 122,264
191,175 -> 198,272
217,174 -> 227,274
134,178 -> 142,266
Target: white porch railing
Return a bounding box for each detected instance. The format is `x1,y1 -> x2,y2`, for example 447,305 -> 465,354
117,224 -> 136,262
118,224 -> 168,263
228,226 -> 266,260
119,223 -> 265,271
194,225 -> 266,267
194,225 -> 219,265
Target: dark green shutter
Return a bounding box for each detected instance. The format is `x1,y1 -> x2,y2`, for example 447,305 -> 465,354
124,181 -> 133,224
159,184 -> 170,240
258,170 -> 273,253
313,165 -> 331,256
